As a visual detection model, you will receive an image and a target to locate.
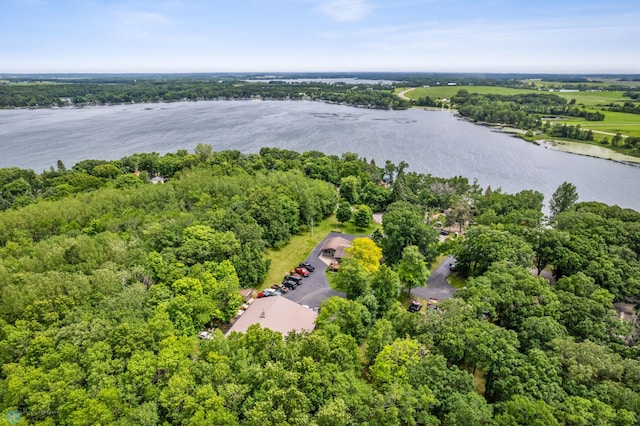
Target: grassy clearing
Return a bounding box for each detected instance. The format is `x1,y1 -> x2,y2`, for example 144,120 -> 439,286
472,367 -> 487,396
447,273 -> 467,289
261,215 -> 380,289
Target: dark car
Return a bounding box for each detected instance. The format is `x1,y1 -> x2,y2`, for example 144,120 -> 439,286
284,274 -> 302,283
299,262 -> 315,272
282,278 -> 299,289
408,300 -> 422,313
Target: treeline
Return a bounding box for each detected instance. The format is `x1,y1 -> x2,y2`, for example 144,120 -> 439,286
451,91 -> 570,128
565,107 -> 605,121
0,79 -> 409,110
3,146 -> 640,424
544,123 -> 595,141
606,101 -> 640,115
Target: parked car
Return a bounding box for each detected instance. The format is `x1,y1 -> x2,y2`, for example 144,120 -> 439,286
299,262 -> 315,272
328,262 -> 339,272
427,298 -> 439,312
284,274 -> 303,283
282,280 -> 298,290
198,331 -> 213,340
258,288 -> 281,298
449,262 -> 457,271
408,300 -> 422,313
294,266 -> 310,277
272,284 -> 288,293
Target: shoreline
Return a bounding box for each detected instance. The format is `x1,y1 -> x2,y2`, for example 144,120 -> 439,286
451,112 -> 640,165
538,139 -> 640,165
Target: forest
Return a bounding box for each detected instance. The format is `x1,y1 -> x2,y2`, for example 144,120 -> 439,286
0,78 -> 409,110
2,146 -> 640,425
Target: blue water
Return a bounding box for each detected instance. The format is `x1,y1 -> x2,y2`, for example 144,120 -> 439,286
1,100 -> 639,211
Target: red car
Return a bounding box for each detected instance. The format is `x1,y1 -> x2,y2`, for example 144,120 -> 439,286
294,266 -> 310,277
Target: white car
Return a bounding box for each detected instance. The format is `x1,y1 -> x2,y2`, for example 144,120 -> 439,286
198,331 -> 213,340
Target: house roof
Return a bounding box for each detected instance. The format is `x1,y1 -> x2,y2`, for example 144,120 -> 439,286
320,236 -> 351,258
225,296 -> 317,337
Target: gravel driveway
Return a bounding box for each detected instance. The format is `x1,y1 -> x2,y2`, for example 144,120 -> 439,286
283,232 -> 355,309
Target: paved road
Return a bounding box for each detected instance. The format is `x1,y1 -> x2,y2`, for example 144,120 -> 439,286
411,255 -> 457,301
283,232 -> 355,309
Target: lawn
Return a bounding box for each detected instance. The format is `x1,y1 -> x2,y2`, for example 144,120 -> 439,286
260,214 -> 380,289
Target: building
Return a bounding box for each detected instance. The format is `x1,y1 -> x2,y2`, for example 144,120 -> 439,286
320,236 -> 351,261
225,296 -> 317,337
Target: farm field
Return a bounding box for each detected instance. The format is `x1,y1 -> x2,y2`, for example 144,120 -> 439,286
554,90 -> 631,108
397,85 -> 640,138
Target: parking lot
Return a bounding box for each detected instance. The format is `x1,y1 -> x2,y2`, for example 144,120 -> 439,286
282,232 -> 355,309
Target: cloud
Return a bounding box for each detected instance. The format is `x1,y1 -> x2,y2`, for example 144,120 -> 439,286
317,0 -> 372,22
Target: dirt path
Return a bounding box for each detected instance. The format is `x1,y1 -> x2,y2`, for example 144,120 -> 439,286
397,88 -> 416,101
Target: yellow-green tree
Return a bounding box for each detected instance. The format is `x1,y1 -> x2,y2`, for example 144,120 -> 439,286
344,237 -> 382,274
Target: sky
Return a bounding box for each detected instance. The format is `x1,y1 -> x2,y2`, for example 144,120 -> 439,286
1,0 -> 639,74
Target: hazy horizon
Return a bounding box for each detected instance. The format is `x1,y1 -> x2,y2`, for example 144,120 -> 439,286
2,0 -> 639,75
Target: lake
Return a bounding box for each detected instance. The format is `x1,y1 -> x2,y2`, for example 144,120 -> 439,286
1,100 -> 640,211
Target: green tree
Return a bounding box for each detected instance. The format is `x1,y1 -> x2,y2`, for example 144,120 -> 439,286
549,181 -> 579,218
334,258 -> 370,300
365,318 -> 396,363
370,265 -> 402,314
454,226 -> 533,276
494,395 -> 559,426
336,202 -> 352,224
370,337 -> 422,385
381,201 -> 438,264
339,175 -> 360,204
353,204 -> 373,229
396,245 -> 429,293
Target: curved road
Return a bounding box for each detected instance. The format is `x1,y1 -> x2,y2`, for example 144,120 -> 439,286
411,255 -> 457,301
397,88 -> 416,101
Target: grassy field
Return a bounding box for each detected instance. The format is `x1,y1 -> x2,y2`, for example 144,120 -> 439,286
396,85 -> 538,100
397,85 -> 635,108
553,90 -> 631,108
564,111 -> 640,138
260,214 -> 381,289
